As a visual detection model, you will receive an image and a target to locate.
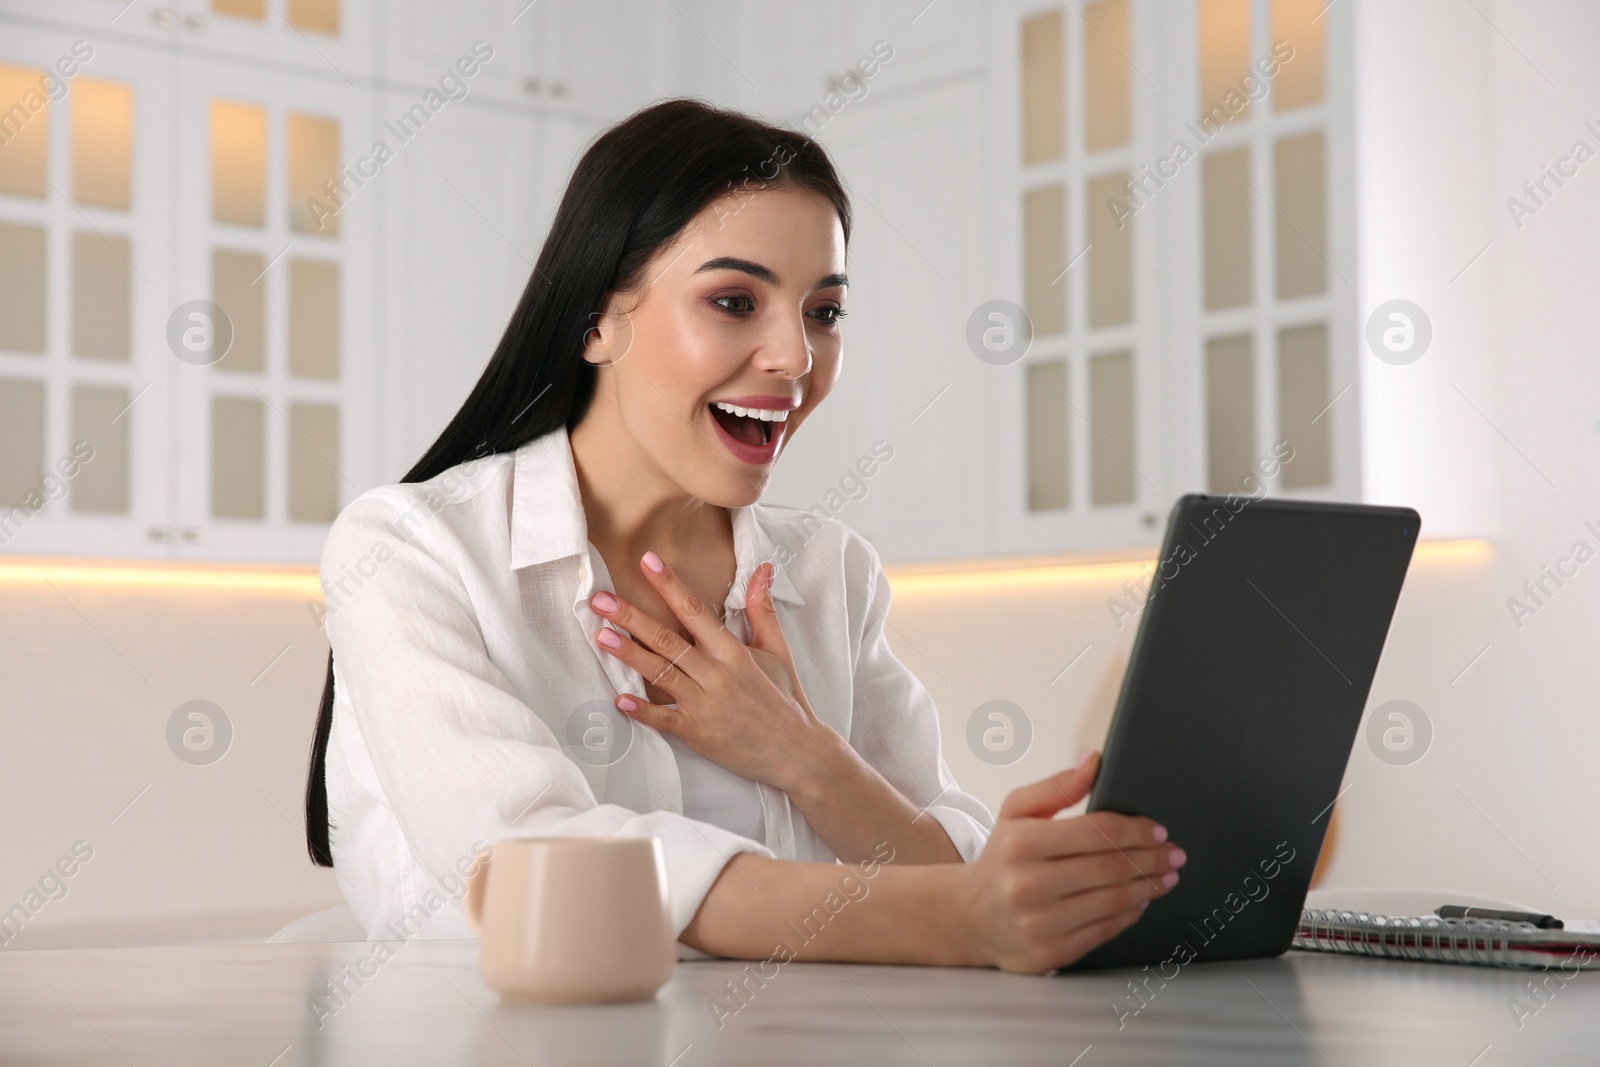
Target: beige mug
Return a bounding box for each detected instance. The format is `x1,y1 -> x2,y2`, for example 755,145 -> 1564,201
464,836 -> 676,1003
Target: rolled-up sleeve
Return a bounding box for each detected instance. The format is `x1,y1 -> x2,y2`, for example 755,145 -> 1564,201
843,537 -> 996,863
322,491 -> 773,940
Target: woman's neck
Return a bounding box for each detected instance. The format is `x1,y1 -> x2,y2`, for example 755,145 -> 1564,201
568,409 -> 729,568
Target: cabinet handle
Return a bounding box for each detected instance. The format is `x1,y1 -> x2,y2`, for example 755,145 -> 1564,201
184,13 -> 206,32
182,527 -> 203,543
152,8 -> 175,27
149,526 -> 170,541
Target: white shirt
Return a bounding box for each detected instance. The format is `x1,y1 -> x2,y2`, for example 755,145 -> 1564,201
319,426 -> 995,944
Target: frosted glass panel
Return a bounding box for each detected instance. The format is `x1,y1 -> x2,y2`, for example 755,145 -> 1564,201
0,65 -> 47,198
73,232 -> 132,362
289,0 -> 340,33
1199,0 -> 1252,123
213,249 -> 266,373
0,379 -> 46,507
0,221 -> 47,354
70,385 -> 129,514
1026,359 -> 1069,511
288,113 -> 340,235
1202,148 -> 1252,310
288,402 -> 340,522
1088,350 -> 1135,505
1087,172 -> 1132,327
1272,0 -> 1325,110
1023,185 -> 1066,336
211,100 -> 267,227
289,258 -> 340,378
1206,333 -> 1255,493
1278,322 -> 1331,488
1274,131 -> 1326,299
1083,0 -> 1130,151
212,395 -> 265,519
212,0 -> 265,17
1020,11 -> 1065,164
72,78 -> 133,209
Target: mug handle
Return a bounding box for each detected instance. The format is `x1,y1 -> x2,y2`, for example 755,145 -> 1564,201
464,853 -> 492,937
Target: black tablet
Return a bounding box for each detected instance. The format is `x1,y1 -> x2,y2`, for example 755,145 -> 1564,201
1065,494 -> 1419,972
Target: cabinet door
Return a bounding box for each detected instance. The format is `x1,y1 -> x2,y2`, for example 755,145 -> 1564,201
992,0 -> 1353,558
783,79 -> 994,563
376,85 -> 553,479
0,27 -> 175,559
987,0 -> 1171,558
380,0 -> 530,106
170,54 -> 374,562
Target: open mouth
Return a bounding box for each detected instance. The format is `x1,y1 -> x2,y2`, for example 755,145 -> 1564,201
707,400 -> 788,463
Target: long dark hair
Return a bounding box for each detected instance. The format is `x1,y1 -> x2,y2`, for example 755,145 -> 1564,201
304,99 -> 853,866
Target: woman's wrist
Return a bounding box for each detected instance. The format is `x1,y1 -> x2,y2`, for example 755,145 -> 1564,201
915,860 -> 987,967
882,861 -> 986,967
769,716 -> 852,800
768,715 -> 966,866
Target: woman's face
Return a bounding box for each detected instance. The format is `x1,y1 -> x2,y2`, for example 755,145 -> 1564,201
579,185 -> 847,507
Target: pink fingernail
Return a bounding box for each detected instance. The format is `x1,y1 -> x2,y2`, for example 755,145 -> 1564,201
591,590 -> 618,613
1074,750 -> 1093,772
1169,847 -> 1187,869
597,627 -> 622,649
1152,823 -> 1168,843
1161,871 -> 1179,889
617,695 -> 638,712
642,551 -> 664,573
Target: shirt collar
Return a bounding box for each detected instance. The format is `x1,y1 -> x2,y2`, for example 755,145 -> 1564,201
509,426 -> 588,571
509,425 -> 805,607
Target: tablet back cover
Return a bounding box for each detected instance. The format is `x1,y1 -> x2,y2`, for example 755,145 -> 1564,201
1067,494 -> 1418,972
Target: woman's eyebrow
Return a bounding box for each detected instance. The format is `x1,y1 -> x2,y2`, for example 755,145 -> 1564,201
695,256 -> 778,285
693,258 -> 848,292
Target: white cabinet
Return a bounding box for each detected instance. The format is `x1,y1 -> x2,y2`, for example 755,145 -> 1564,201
983,0 -> 1359,561
0,4 -> 378,561
170,52 -> 377,561
1,0 -> 1362,566
0,1 -> 578,563
0,25 -> 175,558
375,87 -> 557,478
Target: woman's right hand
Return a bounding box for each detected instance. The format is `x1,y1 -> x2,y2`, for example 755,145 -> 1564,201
951,751 -> 1185,974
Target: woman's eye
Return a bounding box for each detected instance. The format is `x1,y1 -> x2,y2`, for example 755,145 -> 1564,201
808,305 -> 847,327
714,294 -> 756,315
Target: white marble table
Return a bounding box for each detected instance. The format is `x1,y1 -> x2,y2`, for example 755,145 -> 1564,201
1,938 -> 1593,1065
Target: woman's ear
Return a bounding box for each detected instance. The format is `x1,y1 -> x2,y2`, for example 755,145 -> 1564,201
581,293 -> 636,367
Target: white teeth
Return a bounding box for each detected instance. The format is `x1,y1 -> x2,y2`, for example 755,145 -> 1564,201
713,401 -> 789,422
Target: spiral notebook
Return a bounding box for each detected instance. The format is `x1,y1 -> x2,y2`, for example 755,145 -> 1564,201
1292,909 -> 1600,970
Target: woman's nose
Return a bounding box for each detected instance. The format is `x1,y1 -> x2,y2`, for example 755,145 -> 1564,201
753,314 -> 812,378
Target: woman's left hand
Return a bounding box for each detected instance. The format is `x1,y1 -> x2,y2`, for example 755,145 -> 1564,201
589,552 -> 839,791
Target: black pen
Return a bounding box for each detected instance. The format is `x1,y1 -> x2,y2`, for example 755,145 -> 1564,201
1436,905 -> 1564,930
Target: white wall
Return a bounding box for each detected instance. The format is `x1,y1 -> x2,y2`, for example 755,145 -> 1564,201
2,538 -> 1547,949
0,581 -> 341,947
1344,0 -> 1600,916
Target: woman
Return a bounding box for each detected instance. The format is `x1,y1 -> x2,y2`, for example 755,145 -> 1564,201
304,99 -> 1184,973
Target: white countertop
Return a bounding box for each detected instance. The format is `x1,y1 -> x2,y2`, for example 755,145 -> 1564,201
1,938 -> 1592,1065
